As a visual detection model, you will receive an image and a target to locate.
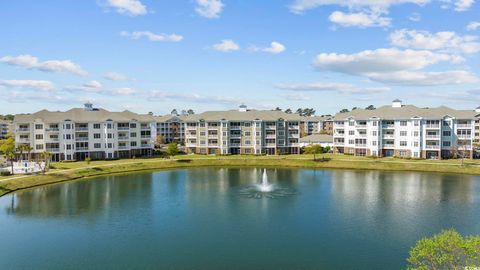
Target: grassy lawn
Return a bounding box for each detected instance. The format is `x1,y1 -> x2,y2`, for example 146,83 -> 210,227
1,154 -> 480,197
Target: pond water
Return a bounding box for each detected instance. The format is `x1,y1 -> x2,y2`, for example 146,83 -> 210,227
1,168 -> 479,269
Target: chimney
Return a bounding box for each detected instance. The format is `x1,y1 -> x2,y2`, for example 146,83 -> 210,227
392,99 -> 402,108
239,104 -> 247,112
84,102 -> 93,111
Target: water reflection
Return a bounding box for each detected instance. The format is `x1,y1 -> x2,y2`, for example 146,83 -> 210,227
5,174 -> 154,220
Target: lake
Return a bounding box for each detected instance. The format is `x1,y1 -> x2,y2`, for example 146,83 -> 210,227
1,168 -> 479,269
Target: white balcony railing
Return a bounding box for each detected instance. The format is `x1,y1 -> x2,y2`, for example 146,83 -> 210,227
426,124 -> 440,129
426,135 -> 440,139
46,148 -> 60,152
76,137 -> 89,141
425,145 -> 440,150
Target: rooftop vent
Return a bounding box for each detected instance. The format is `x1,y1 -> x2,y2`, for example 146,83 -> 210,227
84,102 -> 94,111
392,99 -> 402,108
239,104 -> 247,112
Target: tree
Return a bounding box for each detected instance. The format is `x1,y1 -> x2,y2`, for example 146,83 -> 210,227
407,229 -> 480,270
171,109 -> 178,116
352,107 -> 358,111
1,137 -> 16,175
339,109 -> 349,113
166,142 -> 179,157
187,109 -> 195,115
274,107 -> 282,111
23,145 -> 33,161
284,108 -> 292,114
155,135 -> 165,148
39,151 -> 52,174
453,140 -> 469,166
365,105 -> 376,110
296,108 -> 303,115
303,144 -> 323,161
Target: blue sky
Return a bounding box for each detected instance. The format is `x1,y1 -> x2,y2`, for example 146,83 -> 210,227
0,0 -> 479,115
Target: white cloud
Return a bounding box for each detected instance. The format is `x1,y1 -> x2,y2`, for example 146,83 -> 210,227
453,0 -> 475,11
390,29 -> 480,54
0,54 -> 87,76
329,11 -> 391,28
251,42 -> 286,54
276,82 -> 390,94
0,79 -> 55,91
111,87 -> 137,95
83,80 -> 103,89
195,0 -> 224,19
314,48 -> 462,75
368,70 -> 479,86
120,31 -> 183,42
408,12 -> 421,21
104,72 -> 129,81
467,21 -> 480,31
105,0 -> 147,16
1,90 -> 68,104
213,40 -> 240,52
289,0 -> 430,14
148,91 -> 242,104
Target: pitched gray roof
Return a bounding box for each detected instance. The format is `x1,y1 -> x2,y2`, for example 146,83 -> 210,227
299,134 -> 333,143
183,109 -> 304,122
14,108 -> 156,123
334,105 -> 477,120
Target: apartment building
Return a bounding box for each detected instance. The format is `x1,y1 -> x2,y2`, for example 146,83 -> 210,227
13,103 -> 157,161
333,100 -> 478,159
183,105 -> 305,155
0,120 -> 13,139
303,116 -> 333,135
155,114 -> 186,144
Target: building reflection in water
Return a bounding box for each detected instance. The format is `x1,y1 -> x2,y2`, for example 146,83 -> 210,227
5,174 -> 154,220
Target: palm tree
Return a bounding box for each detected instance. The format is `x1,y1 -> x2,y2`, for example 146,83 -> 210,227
40,151 -> 53,174
24,145 -> 33,161
5,151 -> 15,175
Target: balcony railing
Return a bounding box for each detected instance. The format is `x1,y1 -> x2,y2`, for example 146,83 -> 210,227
118,146 -> 129,150
382,124 -> 395,129
76,137 -> 89,141
18,128 -> 30,132
75,127 -> 88,131
334,142 -> 344,145
426,135 -> 440,139
140,135 -> 151,139
383,144 -> 395,148
118,136 -> 129,140
229,143 -> 241,147
118,127 -> 129,131
355,144 -> 367,147
76,147 -> 88,151
426,124 -> 440,129
18,138 -> 30,143
46,148 -> 60,152
457,135 -> 472,139
457,124 -> 472,128
425,145 -> 440,150
266,126 -> 276,130
46,128 -> 59,132
141,144 -> 152,148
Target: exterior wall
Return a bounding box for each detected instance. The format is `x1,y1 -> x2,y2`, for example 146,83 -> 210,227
332,117 -> 475,159
184,119 -> 302,155
14,120 -> 156,161
157,119 -> 185,144
0,121 -> 12,139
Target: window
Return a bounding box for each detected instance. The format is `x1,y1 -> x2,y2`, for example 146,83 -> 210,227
443,141 -> 451,147
443,131 -> 451,136
349,130 -> 354,135
66,144 -> 72,150
94,133 -> 101,139
107,123 -> 112,129
348,139 -> 355,144
443,121 -> 449,126
414,142 -> 419,147
372,131 -> 377,136
93,123 -> 101,129
130,141 -> 137,147
400,141 -> 407,146
36,144 -> 44,150
400,121 -> 407,126
245,140 -> 251,145
413,131 -> 419,137
400,131 -> 407,136
35,134 -> 43,140
245,131 -> 251,136
399,151 -> 407,157
414,121 -> 419,126
130,123 -> 137,128
94,143 -> 101,149
107,143 -> 113,148
372,141 -> 377,146
349,121 -> 354,126
35,124 -> 43,129
372,121 -> 378,126
65,134 -> 72,140
107,133 -> 113,139
65,123 -> 71,129
130,133 -> 137,138
244,122 -> 251,127
200,132 -> 206,136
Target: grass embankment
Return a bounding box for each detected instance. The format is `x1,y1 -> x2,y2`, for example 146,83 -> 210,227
1,154 -> 480,197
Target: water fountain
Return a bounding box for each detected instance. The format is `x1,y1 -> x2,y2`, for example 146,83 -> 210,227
237,169 -> 296,199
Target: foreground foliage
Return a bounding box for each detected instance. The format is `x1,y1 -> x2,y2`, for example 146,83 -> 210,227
407,229 -> 480,270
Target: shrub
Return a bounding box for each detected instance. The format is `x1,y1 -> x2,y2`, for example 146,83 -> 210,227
0,170 -> 11,176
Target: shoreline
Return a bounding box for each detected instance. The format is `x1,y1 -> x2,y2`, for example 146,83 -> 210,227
1,155 -> 480,197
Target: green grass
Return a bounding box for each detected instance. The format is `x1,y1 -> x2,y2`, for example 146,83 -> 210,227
1,154 -> 479,197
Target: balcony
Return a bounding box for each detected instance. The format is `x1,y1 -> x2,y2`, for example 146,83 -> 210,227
265,134 -> 276,139
118,136 -> 130,141
355,124 -> 367,129
18,138 -> 30,143
118,146 -> 129,150
383,144 -> 395,148
76,147 -> 88,151
457,124 -> 472,128
457,135 -> 472,139
140,135 -> 151,139
76,137 -> 89,142
289,133 -> 299,138
265,126 -> 276,130
18,128 -> 30,132
141,144 -> 152,148
45,128 -> 59,132
229,143 -> 241,147
46,148 -> 60,152
383,134 -> 395,139
425,124 -> 440,129
118,127 -> 129,131
425,145 -> 440,150
356,133 -> 367,138
334,141 -> 344,146
75,127 -> 88,131
426,135 -> 440,139
382,124 -> 395,129
229,126 -> 241,130
46,138 -> 60,142
355,144 -> 367,147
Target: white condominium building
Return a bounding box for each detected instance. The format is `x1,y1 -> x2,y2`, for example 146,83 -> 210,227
155,114 -> 186,144
303,116 -> 333,135
0,120 -> 12,139
333,100 -> 479,159
183,105 -> 305,155
13,103 -> 157,161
